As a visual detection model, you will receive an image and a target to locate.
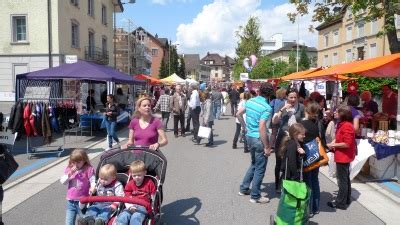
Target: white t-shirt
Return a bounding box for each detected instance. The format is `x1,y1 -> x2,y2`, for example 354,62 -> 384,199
236,99 -> 246,124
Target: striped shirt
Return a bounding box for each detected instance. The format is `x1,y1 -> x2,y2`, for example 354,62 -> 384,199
245,96 -> 272,138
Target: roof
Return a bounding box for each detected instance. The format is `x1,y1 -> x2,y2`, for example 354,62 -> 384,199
201,53 -> 226,66
132,27 -> 167,48
315,6 -> 347,31
225,55 -> 235,65
268,43 -> 317,55
157,38 -> 169,47
182,54 -> 200,71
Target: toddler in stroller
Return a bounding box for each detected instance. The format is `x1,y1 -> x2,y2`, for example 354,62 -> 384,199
80,146 -> 167,225
77,164 -> 124,225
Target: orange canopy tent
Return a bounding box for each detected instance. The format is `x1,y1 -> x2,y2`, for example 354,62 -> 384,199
134,74 -> 163,85
301,53 -> 400,79
280,67 -> 355,81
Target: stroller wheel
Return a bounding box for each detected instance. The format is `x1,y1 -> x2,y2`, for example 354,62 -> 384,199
269,214 -> 275,225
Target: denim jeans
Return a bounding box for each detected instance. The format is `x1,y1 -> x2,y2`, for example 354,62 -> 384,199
213,104 -> 221,120
304,167 -> 320,213
105,120 -> 119,148
65,200 -> 81,225
161,112 -> 170,131
83,204 -> 114,222
240,137 -> 268,200
116,205 -> 147,225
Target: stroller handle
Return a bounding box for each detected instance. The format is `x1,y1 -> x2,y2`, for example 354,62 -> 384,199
80,196 -> 149,207
126,145 -> 160,151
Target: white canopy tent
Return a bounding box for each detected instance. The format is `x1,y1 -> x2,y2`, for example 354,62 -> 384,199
160,73 -> 186,84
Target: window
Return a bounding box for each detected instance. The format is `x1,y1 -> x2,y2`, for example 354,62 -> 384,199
88,0 -> 94,16
12,15 -> 27,42
357,46 -> 364,60
323,55 -> 329,67
357,22 -> 365,38
346,26 -> 352,41
70,0 -> 79,7
370,43 -> 377,58
151,48 -> 158,56
371,19 -> 378,35
71,21 -> 79,48
215,73 -> 218,78
101,5 -> 107,25
102,36 -> 107,55
88,30 -> 95,57
209,61 -> 214,65
333,30 -> 339,45
332,52 -> 338,65
345,49 -> 352,62
396,14 -> 400,29
324,33 -> 329,47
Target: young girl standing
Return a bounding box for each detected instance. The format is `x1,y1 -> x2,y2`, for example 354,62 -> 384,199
60,149 -> 95,225
279,123 -> 306,182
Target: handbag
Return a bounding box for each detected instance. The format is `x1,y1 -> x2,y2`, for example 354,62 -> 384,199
304,137 -> 329,172
0,145 -> 19,184
198,126 -> 211,139
303,138 -> 321,167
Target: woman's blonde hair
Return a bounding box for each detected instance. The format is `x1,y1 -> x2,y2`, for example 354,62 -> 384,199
279,123 -> 306,159
305,102 -> 320,121
129,160 -> 147,174
68,149 -> 91,168
98,164 -> 117,180
275,88 -> 287,99
134,97 -> 153,118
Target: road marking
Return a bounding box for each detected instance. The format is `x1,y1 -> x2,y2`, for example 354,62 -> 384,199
10,157 -> 56,179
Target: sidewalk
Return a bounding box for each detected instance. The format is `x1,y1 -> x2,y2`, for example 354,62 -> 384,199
3,128 -> 129,213
319,166 -> 400,224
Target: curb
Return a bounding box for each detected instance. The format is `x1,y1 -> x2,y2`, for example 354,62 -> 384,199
319,166 -> 400,204
4,130 -> 128,192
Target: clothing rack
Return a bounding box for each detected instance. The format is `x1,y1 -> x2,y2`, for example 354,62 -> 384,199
19,97 -> 76,159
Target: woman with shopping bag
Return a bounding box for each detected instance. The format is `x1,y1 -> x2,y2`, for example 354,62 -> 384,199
197,91 -> 214,147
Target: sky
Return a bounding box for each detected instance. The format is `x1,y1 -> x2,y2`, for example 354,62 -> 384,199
117,0 -> 318,58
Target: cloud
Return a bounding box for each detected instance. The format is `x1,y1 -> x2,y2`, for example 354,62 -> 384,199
176,0 -> 318,58
151,0 -> 191,5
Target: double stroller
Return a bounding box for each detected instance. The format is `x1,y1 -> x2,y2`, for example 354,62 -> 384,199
80,146 -> 167,225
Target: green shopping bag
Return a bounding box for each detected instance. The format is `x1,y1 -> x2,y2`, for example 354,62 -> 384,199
275,179 -> 311,225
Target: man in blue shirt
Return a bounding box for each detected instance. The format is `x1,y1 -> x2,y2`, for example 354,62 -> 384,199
236,82 -> 273,204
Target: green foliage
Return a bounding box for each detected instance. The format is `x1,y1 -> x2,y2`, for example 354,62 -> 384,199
233,16 -> 263,80
299,47 -> 310,70
341,76 -> 397,96
178,56 -> 186,79
170,46 -> 179,75
159,59 -> 168,78
250,56 -> 274,79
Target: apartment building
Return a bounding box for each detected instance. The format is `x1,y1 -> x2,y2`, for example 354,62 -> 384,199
316,6 -> 400,67
200,53 -> 234,82
267,43 -> 318,67
115,28 -> 135,74
261,33 -> 296,56
0,0 -> 123,102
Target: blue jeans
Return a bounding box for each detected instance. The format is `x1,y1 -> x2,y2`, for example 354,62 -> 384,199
82,204 -> 114,222
240,137 -> 268,200
65,200 -> 82,225
105,120 -> 119,148
213,104 -> 221,120
304,167 -> 320,213
116,205 -> 147,225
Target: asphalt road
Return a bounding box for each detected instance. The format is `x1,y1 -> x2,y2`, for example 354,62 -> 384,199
3,114 -> 385,225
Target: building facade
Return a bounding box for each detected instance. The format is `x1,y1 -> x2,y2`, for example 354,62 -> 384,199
0,0 -> 122,102
267,43 -> 318,68
132,27 -> 152,75
200,53 -> 234,82
115,28 -> 135,74
261,33 -> 296,56
316,7 -> 400,67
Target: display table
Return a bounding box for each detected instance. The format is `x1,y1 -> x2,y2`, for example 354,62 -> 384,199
349,139 -> 400,181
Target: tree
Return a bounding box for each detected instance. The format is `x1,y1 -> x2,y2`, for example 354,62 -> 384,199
250,56 -> 275,79
159,59 -> 168,78
178,56 -> 186,79
170,46 -> 179,75
299,47 -> 310,70
288,0 -> 400,53
233,16 -> 263,80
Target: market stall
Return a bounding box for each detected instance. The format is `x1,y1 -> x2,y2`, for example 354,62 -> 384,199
160,73 -> 186,84
12,60 -> 144,157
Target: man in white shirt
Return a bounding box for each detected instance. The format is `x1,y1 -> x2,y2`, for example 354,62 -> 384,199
188,84 -> 201,142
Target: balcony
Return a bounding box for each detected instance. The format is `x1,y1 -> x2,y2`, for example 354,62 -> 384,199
84,46 -> 109,65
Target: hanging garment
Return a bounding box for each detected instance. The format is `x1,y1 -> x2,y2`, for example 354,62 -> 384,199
41,103 -> 52,144
29,104 -> 38,136
10,101 -> 24,134
49,104 -> 60,133
34,103 -> 42,136
23,102 -> 33,136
